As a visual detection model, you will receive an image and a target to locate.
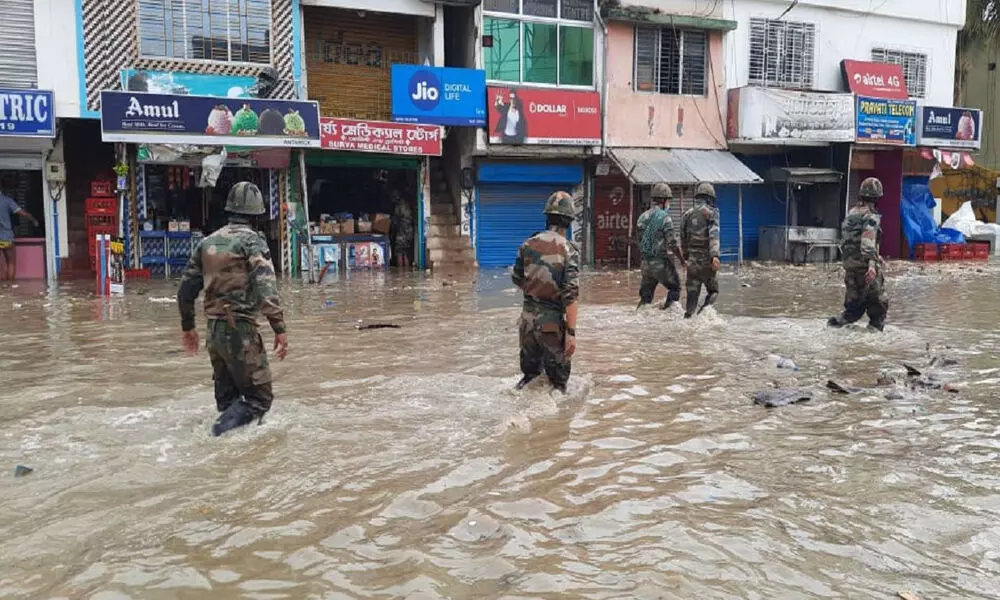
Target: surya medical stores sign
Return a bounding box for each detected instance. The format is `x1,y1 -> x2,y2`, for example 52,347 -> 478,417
319,117 -> 443,156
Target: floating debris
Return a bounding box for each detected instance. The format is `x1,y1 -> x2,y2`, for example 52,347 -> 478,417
753,389 -> 812,408
14,465 -> 33,477
356,323 -> 401,331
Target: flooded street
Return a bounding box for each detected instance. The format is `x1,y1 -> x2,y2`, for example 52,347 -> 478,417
3,262 -> 1000,599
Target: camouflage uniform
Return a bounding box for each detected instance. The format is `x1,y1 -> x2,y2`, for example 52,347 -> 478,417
178,183 -> 285,419
512,192 -> 580,390
680,183 -> 721,318
636,183 -> 682,308
829,178 -> 889,331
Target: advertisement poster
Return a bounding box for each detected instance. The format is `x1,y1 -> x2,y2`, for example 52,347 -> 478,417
487,86 -> 601,145
0,88 -> 55,137
347,242 -> 386,270
108,237 -> 125,295
100,91 -> 321,147
320,117 -> 443,156
918,106 -> 982,150
391,65 -> 487,126
121,69 -> 258,98
726,87 -> 854,144
856,95 -> 916,146
841,60 -> 908,99
593,169 -> 631,264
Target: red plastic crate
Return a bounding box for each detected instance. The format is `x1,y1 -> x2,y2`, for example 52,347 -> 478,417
125,268 -> 150,280
914,243 -> 938,261
90,181 -> 114,198
963,245 -> 976,259
86,197 -> 117,215
86,213 -> 119,229
939,243 -> 964,260
973,242 -> 990,260
87,227 -> 117,254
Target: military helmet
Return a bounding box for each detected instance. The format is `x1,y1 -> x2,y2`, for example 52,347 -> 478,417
695,182 -> 717,200
650,183 -> 673,200
543,191 -> 575,219
226,181 -> 266,215
858,177 -> 884,201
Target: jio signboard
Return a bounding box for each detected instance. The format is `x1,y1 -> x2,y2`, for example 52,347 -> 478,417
390,65 -> 487,127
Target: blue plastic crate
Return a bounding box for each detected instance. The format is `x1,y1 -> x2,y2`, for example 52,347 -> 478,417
140,234 -> 166,257
147,264 -> 166,278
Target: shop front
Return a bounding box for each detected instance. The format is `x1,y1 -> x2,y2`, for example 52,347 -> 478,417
299,117 -> 444,279
475,86 -> 601,267
99,90 -> 321,277
0,88 -> 56,281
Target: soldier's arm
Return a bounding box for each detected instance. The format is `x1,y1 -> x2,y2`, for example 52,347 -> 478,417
512,242 -> 526,289
663,217 -> 683,260
708,207 -> 721,259
860,217 -> 879,269
177,243 -> 205,332
561,243 -> 581,328
247,235 -> 287,335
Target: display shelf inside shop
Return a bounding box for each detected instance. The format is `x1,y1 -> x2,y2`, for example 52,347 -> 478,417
140,230 -> 204,278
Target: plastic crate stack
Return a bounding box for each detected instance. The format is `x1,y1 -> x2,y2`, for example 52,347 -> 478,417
914,242 -> 990,262
85,193 -> 118,272
140,231 -> 203,278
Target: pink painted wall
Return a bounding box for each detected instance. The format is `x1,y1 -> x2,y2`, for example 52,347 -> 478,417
854,148 -> 904,259
605,21 -> 727,149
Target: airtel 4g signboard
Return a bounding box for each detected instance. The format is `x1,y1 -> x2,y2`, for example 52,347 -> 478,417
391,65 -> 487,127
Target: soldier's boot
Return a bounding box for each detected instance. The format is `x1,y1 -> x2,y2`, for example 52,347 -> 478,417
552,382 -> 567,394
867,317 -> 885,332
211,401 -> 257,437
827,316 -> 846,328
662,288 -> 681,310
697,292 -> 719,314
683,291 -> 700,319
516,374 -> 540,390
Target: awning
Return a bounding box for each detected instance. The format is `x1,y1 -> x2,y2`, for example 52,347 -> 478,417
765,167 -> 842,185
609,147 -> 763,185
603,7 -> 737,31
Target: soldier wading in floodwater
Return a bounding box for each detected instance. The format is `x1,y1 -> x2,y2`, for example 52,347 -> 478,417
178,181 -> 289,436
635,183 -> 684,310
828,176 -> 889,332
680,182 -> 721,318
512,191 -> 580,393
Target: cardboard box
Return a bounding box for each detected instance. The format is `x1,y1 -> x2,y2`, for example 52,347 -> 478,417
168,220 -> 179,232
340,219 -> 355,235
372,214 -> 391,234
356,219 -> 372,233
319,222 -> 339,235
178,221 -> 190,232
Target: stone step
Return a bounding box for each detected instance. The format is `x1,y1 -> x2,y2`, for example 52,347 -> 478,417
428,247 -> 476,263
430,201 -> 455,215
429,213 -> 459,226
431,260 -> 478,272
428,224 -> 460,237
426,236 -> 473,251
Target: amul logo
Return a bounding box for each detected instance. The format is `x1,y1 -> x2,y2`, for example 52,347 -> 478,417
409,70 -> 441,111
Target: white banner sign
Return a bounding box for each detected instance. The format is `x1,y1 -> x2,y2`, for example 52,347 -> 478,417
727,87 -> 855,144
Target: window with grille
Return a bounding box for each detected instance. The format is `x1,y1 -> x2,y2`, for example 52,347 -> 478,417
871,48 -> 927,98
138,0 -> 272,64
748,18 -> 815,89
634,27 -> 708,96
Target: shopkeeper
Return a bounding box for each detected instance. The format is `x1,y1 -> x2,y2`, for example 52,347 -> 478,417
0,177 -> 40,282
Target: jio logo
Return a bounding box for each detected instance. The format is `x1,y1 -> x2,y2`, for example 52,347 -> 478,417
409,70 -> 441,111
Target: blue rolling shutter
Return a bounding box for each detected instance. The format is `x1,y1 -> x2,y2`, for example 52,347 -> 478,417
477,184 -> 567,267
716,184 -> 786,261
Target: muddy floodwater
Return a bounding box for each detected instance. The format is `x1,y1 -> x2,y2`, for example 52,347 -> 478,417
2,262 -> 1000,599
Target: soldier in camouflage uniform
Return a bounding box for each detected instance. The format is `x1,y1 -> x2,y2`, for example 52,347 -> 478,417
178,181 -> 289,436
828,177 -> 889,332
512,191 -> 580,393
680,182 -> 721,318
635,183 -> 684,310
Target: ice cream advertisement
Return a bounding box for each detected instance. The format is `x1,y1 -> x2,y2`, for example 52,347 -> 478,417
99,91 -> 321,148
918,106 -> 983,150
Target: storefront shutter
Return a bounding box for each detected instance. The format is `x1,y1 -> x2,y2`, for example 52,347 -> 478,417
0,0 -> 38,89
477,184 -> 572,268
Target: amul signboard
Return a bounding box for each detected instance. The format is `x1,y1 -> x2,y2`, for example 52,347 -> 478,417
918,106 -> 982,150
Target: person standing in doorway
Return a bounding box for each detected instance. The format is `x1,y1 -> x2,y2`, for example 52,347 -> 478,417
680,182 -> 721,318
390,192 -> 415,269
512,191 -> 580,393
635,182 -> 684,310
177,181 -> 289,437
0,178 -> 39,282
827,177 -> 889,332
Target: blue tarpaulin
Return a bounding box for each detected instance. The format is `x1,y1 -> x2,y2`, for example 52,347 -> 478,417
901,180 -> 964,257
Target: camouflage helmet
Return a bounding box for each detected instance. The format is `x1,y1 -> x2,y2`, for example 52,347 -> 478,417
695,182 -> 717,200
858,177 -> 884,201
226,181 -> 266,215
543,191 -> 575,219
650,183 -> 673,201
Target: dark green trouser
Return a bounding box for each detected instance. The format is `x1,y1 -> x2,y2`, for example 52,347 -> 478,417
518,310 -> 571,389
833,268 -> 889,329
639,258 -> 681,305
207,319 -> 274,417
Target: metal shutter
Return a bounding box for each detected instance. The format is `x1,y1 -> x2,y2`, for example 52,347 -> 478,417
477,184 -> 570,267
0,0 -> 37,89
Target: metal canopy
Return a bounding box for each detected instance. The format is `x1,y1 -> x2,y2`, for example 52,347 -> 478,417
609,147 -> 763,186
766,167 -> 843,185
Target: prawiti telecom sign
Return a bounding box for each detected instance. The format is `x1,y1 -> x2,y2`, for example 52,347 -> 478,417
0,89 -> 55,137
390,65 -> 487,126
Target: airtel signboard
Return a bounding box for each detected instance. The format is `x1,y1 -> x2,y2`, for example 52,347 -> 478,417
840,59 -> 908,100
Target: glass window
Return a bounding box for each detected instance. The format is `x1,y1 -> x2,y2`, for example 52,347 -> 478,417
138,0 -> 271,64
523,22 -> 558,84
484,17 -> 521,83
483,0 -> 518,14
871,48 -> 928,98
748,18 -> 815,90
561,0 -> 594,21
560,26 -> 594,86
634,26 -> 708,96
523,0 -> 558,18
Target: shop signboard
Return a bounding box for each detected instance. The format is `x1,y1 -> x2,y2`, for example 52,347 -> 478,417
855,95 -> 916,146
320,117 -> 443,156
121,69 -> 259,98
99,91 -> 322,147
841,60 -> 908,99
0,88 -> 55,138
487,86 -> 601,146
593,168 -> 631,264
917,106 -> 982,150
390,65 -> 487,126
726,87 -> 854,144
